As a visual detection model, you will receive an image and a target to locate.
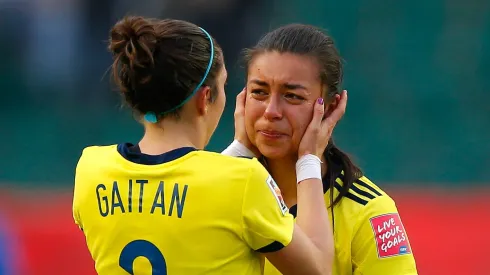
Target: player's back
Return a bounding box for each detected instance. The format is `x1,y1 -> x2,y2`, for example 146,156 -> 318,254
73,144 -> 292,275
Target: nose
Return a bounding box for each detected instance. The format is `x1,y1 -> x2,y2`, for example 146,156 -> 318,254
263,95 -> 283,121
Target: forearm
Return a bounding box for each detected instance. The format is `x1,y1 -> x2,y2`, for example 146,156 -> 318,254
221,140 -> 256,157
296,179 -> 333,267
295,155 -> 334,270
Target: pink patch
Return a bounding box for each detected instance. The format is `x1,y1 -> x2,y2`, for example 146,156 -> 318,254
370,213 -> 411,258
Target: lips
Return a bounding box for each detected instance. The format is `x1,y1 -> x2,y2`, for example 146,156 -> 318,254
258,130 -> 286,138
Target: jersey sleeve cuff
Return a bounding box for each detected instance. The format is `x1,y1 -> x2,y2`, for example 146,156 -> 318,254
255,241 -> 286,253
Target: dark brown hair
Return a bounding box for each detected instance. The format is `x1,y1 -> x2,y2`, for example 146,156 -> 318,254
109,16 -> 224,119
244,24 -> 363,208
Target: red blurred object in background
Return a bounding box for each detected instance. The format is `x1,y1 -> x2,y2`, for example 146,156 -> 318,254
0,187 -> 488,275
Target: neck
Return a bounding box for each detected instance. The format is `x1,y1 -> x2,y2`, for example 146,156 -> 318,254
138,118 -> 205,155
266,156 -> 298,207
266,154 -> 328,207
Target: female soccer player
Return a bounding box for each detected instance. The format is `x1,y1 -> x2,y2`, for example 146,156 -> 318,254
73,16 -> 346,275
224,24 -> 418,275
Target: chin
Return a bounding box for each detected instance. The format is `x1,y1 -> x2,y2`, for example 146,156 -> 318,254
257,144 -> 291,160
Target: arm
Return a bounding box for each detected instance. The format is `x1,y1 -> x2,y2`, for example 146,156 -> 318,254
73,156 -> 84,231
352,196 -> 418,275
242,160 -> 332,275
73,148 -> 91,232
264,174 -> 333,275
221,140 -> 256,158
72,196 -> 82,231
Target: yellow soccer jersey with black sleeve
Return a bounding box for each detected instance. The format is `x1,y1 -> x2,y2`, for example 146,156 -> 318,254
72,143 -> 294,275
264,174 -> 418,275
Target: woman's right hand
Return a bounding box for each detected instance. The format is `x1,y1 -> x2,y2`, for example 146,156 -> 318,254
298,90 -> 348,158
233,88 -> 261,157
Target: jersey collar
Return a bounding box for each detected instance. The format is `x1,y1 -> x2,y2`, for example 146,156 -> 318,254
117,143 -> 197,165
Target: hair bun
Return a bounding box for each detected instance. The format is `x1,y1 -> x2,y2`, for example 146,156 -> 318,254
109,16 -> 158,100
109,16 -> 157,70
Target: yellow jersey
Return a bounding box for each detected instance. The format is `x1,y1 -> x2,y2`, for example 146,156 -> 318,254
73,143 -> 294,275
264,174 -> 418,275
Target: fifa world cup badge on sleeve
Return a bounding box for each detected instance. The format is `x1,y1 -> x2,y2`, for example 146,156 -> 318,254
266,176 -> 289,215
369,213 -> 412,258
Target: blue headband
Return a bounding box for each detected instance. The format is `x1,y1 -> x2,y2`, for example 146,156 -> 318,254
144,27 -> 215,123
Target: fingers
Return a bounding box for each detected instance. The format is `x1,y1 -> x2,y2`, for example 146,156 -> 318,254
307,97 -> 325,133
324,90 -> 347,127
236,88 -> 246,104
313,97 -> 325,122
234,88 -> 246,115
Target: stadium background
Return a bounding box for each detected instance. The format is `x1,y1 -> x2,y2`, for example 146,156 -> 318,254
0,0 -> 489,274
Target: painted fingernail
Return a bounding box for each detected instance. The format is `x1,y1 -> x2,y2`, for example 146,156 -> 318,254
317,98 -> 324,105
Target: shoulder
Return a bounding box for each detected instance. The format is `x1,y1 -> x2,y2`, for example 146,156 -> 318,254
333,176 -> 408,233
332,175 -> 401,228
75,144 -> 118,174
345,179 -> 417,273
73,146 -> 118,211
78,144 -> 117,162
188,151 -> 270,188
352,176 -> 391,205
196,151 -> 266,173
334,175 -> 391,207
355,176 -> 397,212
198,150 -> 256,162
338,176 -> 403,233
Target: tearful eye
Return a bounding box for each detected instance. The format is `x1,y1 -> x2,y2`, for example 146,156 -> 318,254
284,93 -> 305,101
251,89 -> 267,96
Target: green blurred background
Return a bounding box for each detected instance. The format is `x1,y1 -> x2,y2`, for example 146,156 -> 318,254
1,0 -> 488,186
0,1 -> 489,274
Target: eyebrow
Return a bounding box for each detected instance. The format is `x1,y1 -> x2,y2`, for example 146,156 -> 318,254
249,79 -> 307,91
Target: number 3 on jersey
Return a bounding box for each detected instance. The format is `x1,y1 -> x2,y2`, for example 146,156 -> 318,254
119,240 -> 167,274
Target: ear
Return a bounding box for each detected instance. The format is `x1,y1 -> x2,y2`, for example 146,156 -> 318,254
323,94 -> 341,120
321,85 -> 338,119
195,86 -> 212,116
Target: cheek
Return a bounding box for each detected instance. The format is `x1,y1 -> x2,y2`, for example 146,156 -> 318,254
289,109 -> 313,144
244,103 -> 262,141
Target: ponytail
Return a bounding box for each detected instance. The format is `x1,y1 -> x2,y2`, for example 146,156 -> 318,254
325,138 -> 363,208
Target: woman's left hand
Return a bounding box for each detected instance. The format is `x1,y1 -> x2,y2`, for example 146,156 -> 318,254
233,88 -> 261,157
